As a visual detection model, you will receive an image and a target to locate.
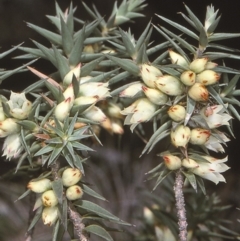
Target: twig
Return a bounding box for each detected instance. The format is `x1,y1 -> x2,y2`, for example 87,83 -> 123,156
174,169 -> 188,241
68,206 -> 89,241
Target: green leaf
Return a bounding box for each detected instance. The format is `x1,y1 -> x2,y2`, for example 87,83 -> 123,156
73,154 -> 85,174
84,225 -> 113,241
52,179 -> 63,204
228,104 -> 240,121
153,169 -> 172,191
0,43 -> 22,59
145,162 -> 164,175
52,45 -> 70,80
60,16 -> 74,56
141,120 -> 172,156
135,21 -> 151,51
185,95 -> 196,125
207,15 -> 221,34
69,25 -> 85,67
199,26 -> 208,50
82,184 -> 107,201
119,28 -> 135,57
196,176 -> 206,195
209,33 -> 240,42
27,22 -> 62,45
106,55 -> 140,76
28,205 -> 43,231
80,56 -> 105,77
75,200 -> 122,222
221,74 -> 240,97
48,146 -> 64,166
182,171 -> 197,192
161,26 -> 195,54
52,220 -> 60,241
108,71 -> 131,85
34,145 -> 54,157
16,189 -> 31,201
156,14 -> 198,40
183,3 -> 203,32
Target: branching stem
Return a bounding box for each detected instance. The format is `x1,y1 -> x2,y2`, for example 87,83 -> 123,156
174,169 -> 188,241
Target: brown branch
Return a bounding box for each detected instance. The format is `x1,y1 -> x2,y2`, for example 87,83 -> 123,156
68,206 -> 89,241
174,169 -> 188,241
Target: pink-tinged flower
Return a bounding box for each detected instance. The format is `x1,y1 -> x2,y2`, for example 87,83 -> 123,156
168,105 -> 186,122
196,70 -> 220,86
121,98 -> 157,124
189,58 -> 208,73
140,64 -> 163,88
82,106 -> 107,122
54,97 -> 72,121
111,119 -> 124,134
204,130 -> 230,153
180,70 -> 196,86
142,86 -> 168,105
190,128 -> 211,145
0,118 -> 20,138
155,75 -> 184,96
119,83 -> 143,97
79,82 -> 110,100
162,154 -> 181,170
168,50 -> 189,68
191,156 -> 229,184
63,63 -> 81,86
170,125 -> 191,148
2,133 -> 22,160
188,83 -> 209,101
74,96 -> 98,106
7,92 -> 32,120
200,104 -> 232,129
42,206 -> 58,226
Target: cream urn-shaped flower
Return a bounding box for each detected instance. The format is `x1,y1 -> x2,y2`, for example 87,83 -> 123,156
7,92 -> 32,120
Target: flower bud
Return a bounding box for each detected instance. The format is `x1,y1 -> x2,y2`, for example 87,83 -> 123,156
42,206 -> 58,226
63,84 -> 75,105
189,58 -> 208,73
162,154 -> 181,170
0,118 -> 20,136
168,105 -> 186,122
205,62 -> 217,69
180,70 -> 196,86
79,82 -> 110,100
2,133 -> 22,160
74,96 -> 98,106
119,83 -> 143,97
27,178 -> 52,193
54,97 -> 72,121
7,92 -> 32,120
196,70 -> 220,86
0,101 -> 6,121
63,63 -> 81,86
142,86 -> 168,105
171,125 -> 191,148
140,64 -> 162,88
83,106 -> 107,122
42,190 -> 58,207
155,75 -> 184,96
111,119 -> 124,134
62,168 -> 82,187
66,185 -> 83,200
182,158 -> 199,169
188,83 -> 209,101
190,128 -> 211,145
168,50 -> 189,68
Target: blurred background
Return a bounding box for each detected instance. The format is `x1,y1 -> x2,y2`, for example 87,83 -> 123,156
0,0 -> 240,240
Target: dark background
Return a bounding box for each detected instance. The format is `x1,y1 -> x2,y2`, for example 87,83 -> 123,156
1,0 -> 240,240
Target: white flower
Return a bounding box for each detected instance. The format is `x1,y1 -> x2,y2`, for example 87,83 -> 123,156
191,156 -> 229,184
82,106 -> 107,122
54,98 -> 72,121
170,125 -> 191,148
63,63 -> 81,86
121,98 -> 157,124
42,206 -> 58,226
79,82 -> 110,100
119,83 -> 143,97
140,64 -> 162,88
7,92 -> 32,120
200,104 -> 232,129
2,133 -> 23,160
168,50 -> 189,68
204,130 -> 230,153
